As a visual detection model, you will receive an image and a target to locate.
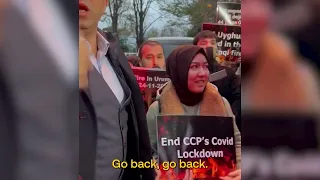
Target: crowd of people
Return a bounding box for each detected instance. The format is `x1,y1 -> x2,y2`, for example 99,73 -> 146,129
2,0 -> 320,180
127,30 -> 241,131
79,0 -> 241,179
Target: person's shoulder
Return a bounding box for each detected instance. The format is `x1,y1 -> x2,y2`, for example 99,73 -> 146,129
101,31 -> 118,43
147,100 -> 160,118
221,97 -> 235,117
221,96 -> 230,106
223,65 -> 236,76
207,82 -> 219,91
149,100 -> 159,112
213,63 -> 234,76
99,30 -> 123,51
102,31 -> 127,60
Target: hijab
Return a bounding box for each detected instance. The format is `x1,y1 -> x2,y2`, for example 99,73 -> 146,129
166,45 -> 208,106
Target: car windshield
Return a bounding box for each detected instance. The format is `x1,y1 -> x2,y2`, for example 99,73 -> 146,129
162,44 -> 181,59
157,41 -> 193,59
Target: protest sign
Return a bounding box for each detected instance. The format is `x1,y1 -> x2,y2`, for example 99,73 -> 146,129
202,23 -> 241,63
209,69 -> 227,82
216,2 -> 241,26
156,116 -> 236,180
132,67 -> 169,111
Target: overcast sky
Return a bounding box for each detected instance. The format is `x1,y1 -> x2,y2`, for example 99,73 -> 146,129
98,2 -> 166,30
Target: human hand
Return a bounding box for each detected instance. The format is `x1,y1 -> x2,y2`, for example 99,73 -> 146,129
79,32 -> 92,89
220,169 -> 241,180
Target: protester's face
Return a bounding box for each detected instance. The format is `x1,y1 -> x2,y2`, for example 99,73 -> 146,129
197,38 -> 218,58
79,0 -> 107,31
141,45 -> 165,69
188,53 -> 209,93
197,38 -> 217,49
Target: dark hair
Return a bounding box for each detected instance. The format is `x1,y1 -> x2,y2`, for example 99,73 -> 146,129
127,55 -> 141,67
193,30 -> 218,45
138,40 -> 163,59
166,45 -> 208,106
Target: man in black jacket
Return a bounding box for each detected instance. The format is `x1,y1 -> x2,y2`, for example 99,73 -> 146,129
79,0 -> 154,180
193,31 -> 241,131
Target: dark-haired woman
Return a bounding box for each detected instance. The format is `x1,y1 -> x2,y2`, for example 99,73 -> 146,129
147,45 -> 241,180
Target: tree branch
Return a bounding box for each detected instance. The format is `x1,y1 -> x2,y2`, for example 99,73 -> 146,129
143,0 -> 154,19
108,0 -> 113,18
143,15 -> 163,34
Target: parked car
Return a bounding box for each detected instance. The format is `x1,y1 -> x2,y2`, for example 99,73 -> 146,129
147,37 -> 194,59
124,52 -> 138,57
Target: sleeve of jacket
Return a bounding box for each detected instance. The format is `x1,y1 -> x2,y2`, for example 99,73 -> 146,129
0,63 -> 17,180
146,101 -> 160,154
131,79 -> 156,180
115,47 -> 156,180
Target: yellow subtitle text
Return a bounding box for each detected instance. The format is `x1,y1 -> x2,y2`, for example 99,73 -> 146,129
112,159 -> 158,169
112,159 -> 207,170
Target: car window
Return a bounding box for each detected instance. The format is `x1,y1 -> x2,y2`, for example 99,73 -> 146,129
159,41 -> 193,59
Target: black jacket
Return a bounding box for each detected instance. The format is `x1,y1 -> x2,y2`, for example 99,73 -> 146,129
0,62 -> 17,180
206,47 -> 241,131
79,32 -> 155,180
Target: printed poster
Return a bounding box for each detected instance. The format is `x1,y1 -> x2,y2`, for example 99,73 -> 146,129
132,67 -> 169,112
157,115 -> 236,180
216,2 -> 241,26
202,23 -> 241,63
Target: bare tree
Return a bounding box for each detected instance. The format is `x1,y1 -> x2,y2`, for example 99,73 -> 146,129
146,27 -> 160,38
132,0 -> 162,48
101,0 -> 129,33
157,0 -> 216,36
160,26 -> 185,37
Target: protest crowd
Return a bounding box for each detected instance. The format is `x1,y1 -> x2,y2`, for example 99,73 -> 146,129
1,0 -> 320,180
79,0 -> 320,179
79,0 -> 242,179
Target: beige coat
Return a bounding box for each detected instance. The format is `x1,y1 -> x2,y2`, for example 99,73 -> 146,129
146,82 -> 241,168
